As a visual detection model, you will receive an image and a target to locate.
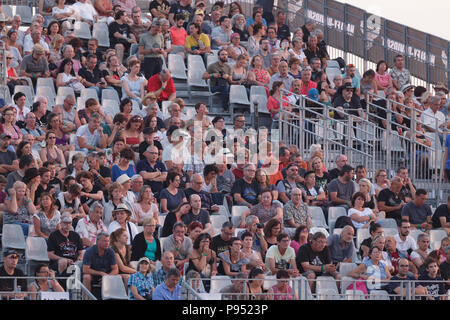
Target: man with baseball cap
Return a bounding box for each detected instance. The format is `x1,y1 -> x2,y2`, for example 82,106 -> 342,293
48,212 -> 84,277
333,82 -> 363,120
0,134 -> 18,174
0,249 -> 27,300
19,44 -> 50,85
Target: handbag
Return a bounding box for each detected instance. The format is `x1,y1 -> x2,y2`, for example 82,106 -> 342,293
346,278 -> 369,297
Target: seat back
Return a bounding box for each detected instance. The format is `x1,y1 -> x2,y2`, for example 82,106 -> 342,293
210,275 -> 232,294
35,86 -> 56,110
250,94 -> 269,114
101,88 -> 120,103
81,88 -> 99,100
25,237 -> 49,261
429,229 -> 447,245
309,227 -> 329,237
339,262 -> 357,278
328,207 -> 348,221
15,6 -> 33,24
2,5 -> 13,18
102,99 -> 120,117
187,61 -> 207,86
231,206 -> 248,227
93,23 -> 110,47
250,85 -> 267,98
345,289 -> 366,300
73,21 -> 92,39
383,228 -> 398,237
309,206 -> 328,228
356,228 -> 370,249
210,215 -> 229,230
229,85 -> 250,105
36,78 -> 56,97
378,218 -> 398,229
57,86 -> 75,99
13,85 -> 34,107
206,54 -> 218,67
2,224 -> 27,250
369,290 -> 390,300
409,229 -> 425,243
102,275 -> 128,300
317,288 -> 340,300
168,54 -> 187,79
263,275 -> 277,291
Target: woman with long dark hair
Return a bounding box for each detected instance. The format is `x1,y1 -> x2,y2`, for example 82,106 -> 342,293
159,171 -> 187,214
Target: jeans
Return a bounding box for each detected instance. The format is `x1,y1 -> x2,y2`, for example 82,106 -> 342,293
211,85 -> 230,110
10,222 -> 30,237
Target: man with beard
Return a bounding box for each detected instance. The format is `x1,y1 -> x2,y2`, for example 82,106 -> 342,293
202,49 -> 231,111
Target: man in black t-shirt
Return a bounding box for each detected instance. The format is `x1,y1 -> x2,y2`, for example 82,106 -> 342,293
0,134 -> 18,174
210,221 -> 234,256
78,54 -> 107,99
295,232 -> 340,293
182,194 -> 212,234
431,195 -> 450,232
168,0 -> 194,27
386,258 -> 427,300
86,153 -> 112,189
377,177 -> 406,223
184,173 -> 219,212
0,249 -> 27,300
149,0 -> 170,19
440,246 -> 450,291
47,213 -> 84,275
333,83 -> 362,120
231,164 -> 261,207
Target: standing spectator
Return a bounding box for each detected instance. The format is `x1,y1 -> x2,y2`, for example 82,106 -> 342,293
303,35 -> 327,68
168,0 -> 194,27
128,257 -> 154,300
71,0 -> 98,26
265,233 -> 299,277
152,268 -> 182,300
390,54 -> 411,91
162,222 -> 193,269
401,189 -> 433,231
296,232 -> 340,292
139,20 -> 165,79
0,249 -> 27,300
169,14 -> 187,46
109,10 -> 136,65
326,226 -> 355,264
47,212 -> 84,276
82,232 -> 119,294
327,165 -> 355,209
211,221 -> 234,256
75,201 -> 107,248
202,49 -> 231,112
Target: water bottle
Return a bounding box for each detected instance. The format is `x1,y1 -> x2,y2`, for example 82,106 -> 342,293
166,39 -> 172,49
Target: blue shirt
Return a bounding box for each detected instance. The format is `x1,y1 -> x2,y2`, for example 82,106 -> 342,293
136,159 -> 167,195
111,163 -> 136,182
445,134 -> 450,169
128,271 -> 154,300
152,282 -> 182,300
82,245 -> 117,273
343,73 -> 361,89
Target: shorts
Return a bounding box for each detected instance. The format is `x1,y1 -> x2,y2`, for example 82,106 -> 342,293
302,270 -> 340,278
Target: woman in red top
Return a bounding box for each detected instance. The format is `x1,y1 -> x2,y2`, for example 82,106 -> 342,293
249,54 -> 270,88
5,51 -> 20,95
266,81 -> 291,129
119,115 -> 144,151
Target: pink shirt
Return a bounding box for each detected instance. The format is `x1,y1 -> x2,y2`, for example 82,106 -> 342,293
169,26 -> 187,46
375,72 -> 392,88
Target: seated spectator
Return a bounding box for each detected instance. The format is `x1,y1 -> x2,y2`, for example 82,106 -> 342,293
291,225 -> 309,255
19,44 -> 50,84
254,169 -> 278,202
6,154 -> 34,190
237,215 -> 268,256
302,171 -> 326,207
21,112 -> 45,145
132,185 -> 158,226
40,131 -> 66,169
86,153 -> 112,189
327,225 -> 355,264
0,133 -> 19,175
395,219 -> 418,258
110,227 -> 136,287
111,147 -> 136,182
103,54 -> 124,98
47,212 -> 84,276
152,268 -> 182,300
160,171 -> 187,214
288,57 -> 302,80
82,232 -> 119,294
162,222 -> 193,269
440,246 -> 450,291
267,269 -> 298,300
359,222 -> 383,258
33,193 -> 61,239
401,189 -> 432,231
28,263 -> 65,300
276,164 -> 304,205
102,182 -> 128,227
109,10 -> 136,64
202,49 -> 231,111
348,192 -> 379,229
242,189 -> 282,226
249,54 -> 270,87
76,171 -> 104,218
220,272 -> 246,300
386,257 -> 427,300
411,234 -> 432,269
240,231 -> 265,271
328,165 -> 355,209
152,251 -> 175,287
231,164 -> 261,208
296,232 -> 341,292
211,221 -> 235,256
217,237 -> 249,276
131,217 -> 161,271
107,203 -> 139,245
56,182 -> 85,222
396,167 -> 416,203
0,249 -> 27,300
128,257 -> 154,300
78,54 -> 107,99
266,81 -> 289,127
357,178 -> 383,217
4,181 -> 37,236
263,218 -> 282,249
185,23 -> 211,57
121,60 -> 146,106
269,61 -> 294,91
75,112 -> 108,152
55,56 -> 84,94
186,233 -> 217,290
333,82 -> 363,120
137,145 -> 167,198
418,258 -> 446,300
75,201 -> 107,248
211,16 -> 232,50
265,233 -> 299,277
231,14 -> 249,42
181,194 -> 212,234
227,33 -> 249,63
120,116 -> 144,152
147,69 -> 176,104
2,106 -> 23,147
432,195 -> 450,234
342,64 -> 361,95
183,173 -> 219,213
378,177 -> 407,223
283,187 -> 311,229
186,221 -> 203,244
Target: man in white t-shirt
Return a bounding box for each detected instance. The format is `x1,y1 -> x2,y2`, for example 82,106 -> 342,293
420,95 -> 447,143
75,112 -> 108,152
265,233 -> 299,277
23,28 -> 49,55
394,220 -> 418,257
71,0 -> 98,25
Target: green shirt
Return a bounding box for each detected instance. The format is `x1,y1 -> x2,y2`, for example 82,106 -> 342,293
206,61 -> 232,87
139,32 -> 164,58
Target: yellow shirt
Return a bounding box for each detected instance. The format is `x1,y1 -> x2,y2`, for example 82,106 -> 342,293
185,33 -> 210,50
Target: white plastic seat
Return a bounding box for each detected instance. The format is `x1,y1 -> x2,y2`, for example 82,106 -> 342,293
161,100 -> 172,118
158,215 -> 165,226
93,23 -> 110,47
383,228 -> 398,237
130,99 -> 141,115
370,290 -> 390,300
25,237 -> 49,262
187,61 -> 208,93
102,275 -> 128,300
36,78 -> 56,97
2,224 -> 27,250
210,215 -> 229,230
378,218 -> 398,229
333,228 -> 342,235
210,275 -> 232,294
345,289 -> 366,300
15,6 -> 33,24
216,205 -> 230,218
309,227 -> 329,237
1,86 -> 12,105
309,206 -> 328,228
81,88 -> 99,100
317,276 -> 339,292
55,96 -> 66,106
2,5 -> 13,18
101,88 -> 120,103
231,206 -> 249,228
328,207 -> 348,221
206,54 -> 218,67
102,99 -> 120,117
159,237 -> 168,251
35,86 -> 56,110
57,86 -> 75,99
263,275 -> 277,291
317,288 -> 340,300
250,94 -> 269,114
326,60 -> 340,69
250,85 -> 267,98
356,228 -> 370,249
291,276 -> 314,300
13,85 -> 34,107
73,21 -> 92,39
429,229 -> 447,245
339,262 -> 357,278
230,85 -> 250,105
409,229 -> 425,243
168,54 -> 187,80
187,54 -> 205,68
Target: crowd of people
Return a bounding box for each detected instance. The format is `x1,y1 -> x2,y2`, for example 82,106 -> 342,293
0,0 -> 449,301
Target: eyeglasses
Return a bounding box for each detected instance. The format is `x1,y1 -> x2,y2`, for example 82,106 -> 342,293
6,57 -> 12,60
398,265 -> 409,267
48,136 -> 56,140
8,255 -> 19,259
4,113 -> 14,116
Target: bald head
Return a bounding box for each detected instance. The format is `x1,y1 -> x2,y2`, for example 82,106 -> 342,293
190,194 -> 201,210
341,225 -> 354,243
191,173 -> 203,192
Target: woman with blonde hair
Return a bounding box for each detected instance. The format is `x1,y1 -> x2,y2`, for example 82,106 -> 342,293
133,185 -> 159,226
373,169 -> 390,197
131,217 -> 161,273
4,181 -> 37,236
358,178 -> 384,220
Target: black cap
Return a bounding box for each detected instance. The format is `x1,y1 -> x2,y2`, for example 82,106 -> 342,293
3,248 -> 19,257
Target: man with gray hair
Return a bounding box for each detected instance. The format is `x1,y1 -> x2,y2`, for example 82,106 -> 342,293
420,95 -> 446,143
147,69 -> 176,104
328,154 -> 348,181
237,215 -> 267,254
231,164 -> 261,207
304,34 -> 328,69
164,103 -> 186,127
53,94 -> 81,132
220,271 -> 246,300
326,225 -> 355,264
82,232 -> 118,294
269,61 -> 294,91
301,19 -> 316,43
75,112 -> 108,152
75,201 -> 107,248
163,222 -> 193,269
283,187 -> 311,229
